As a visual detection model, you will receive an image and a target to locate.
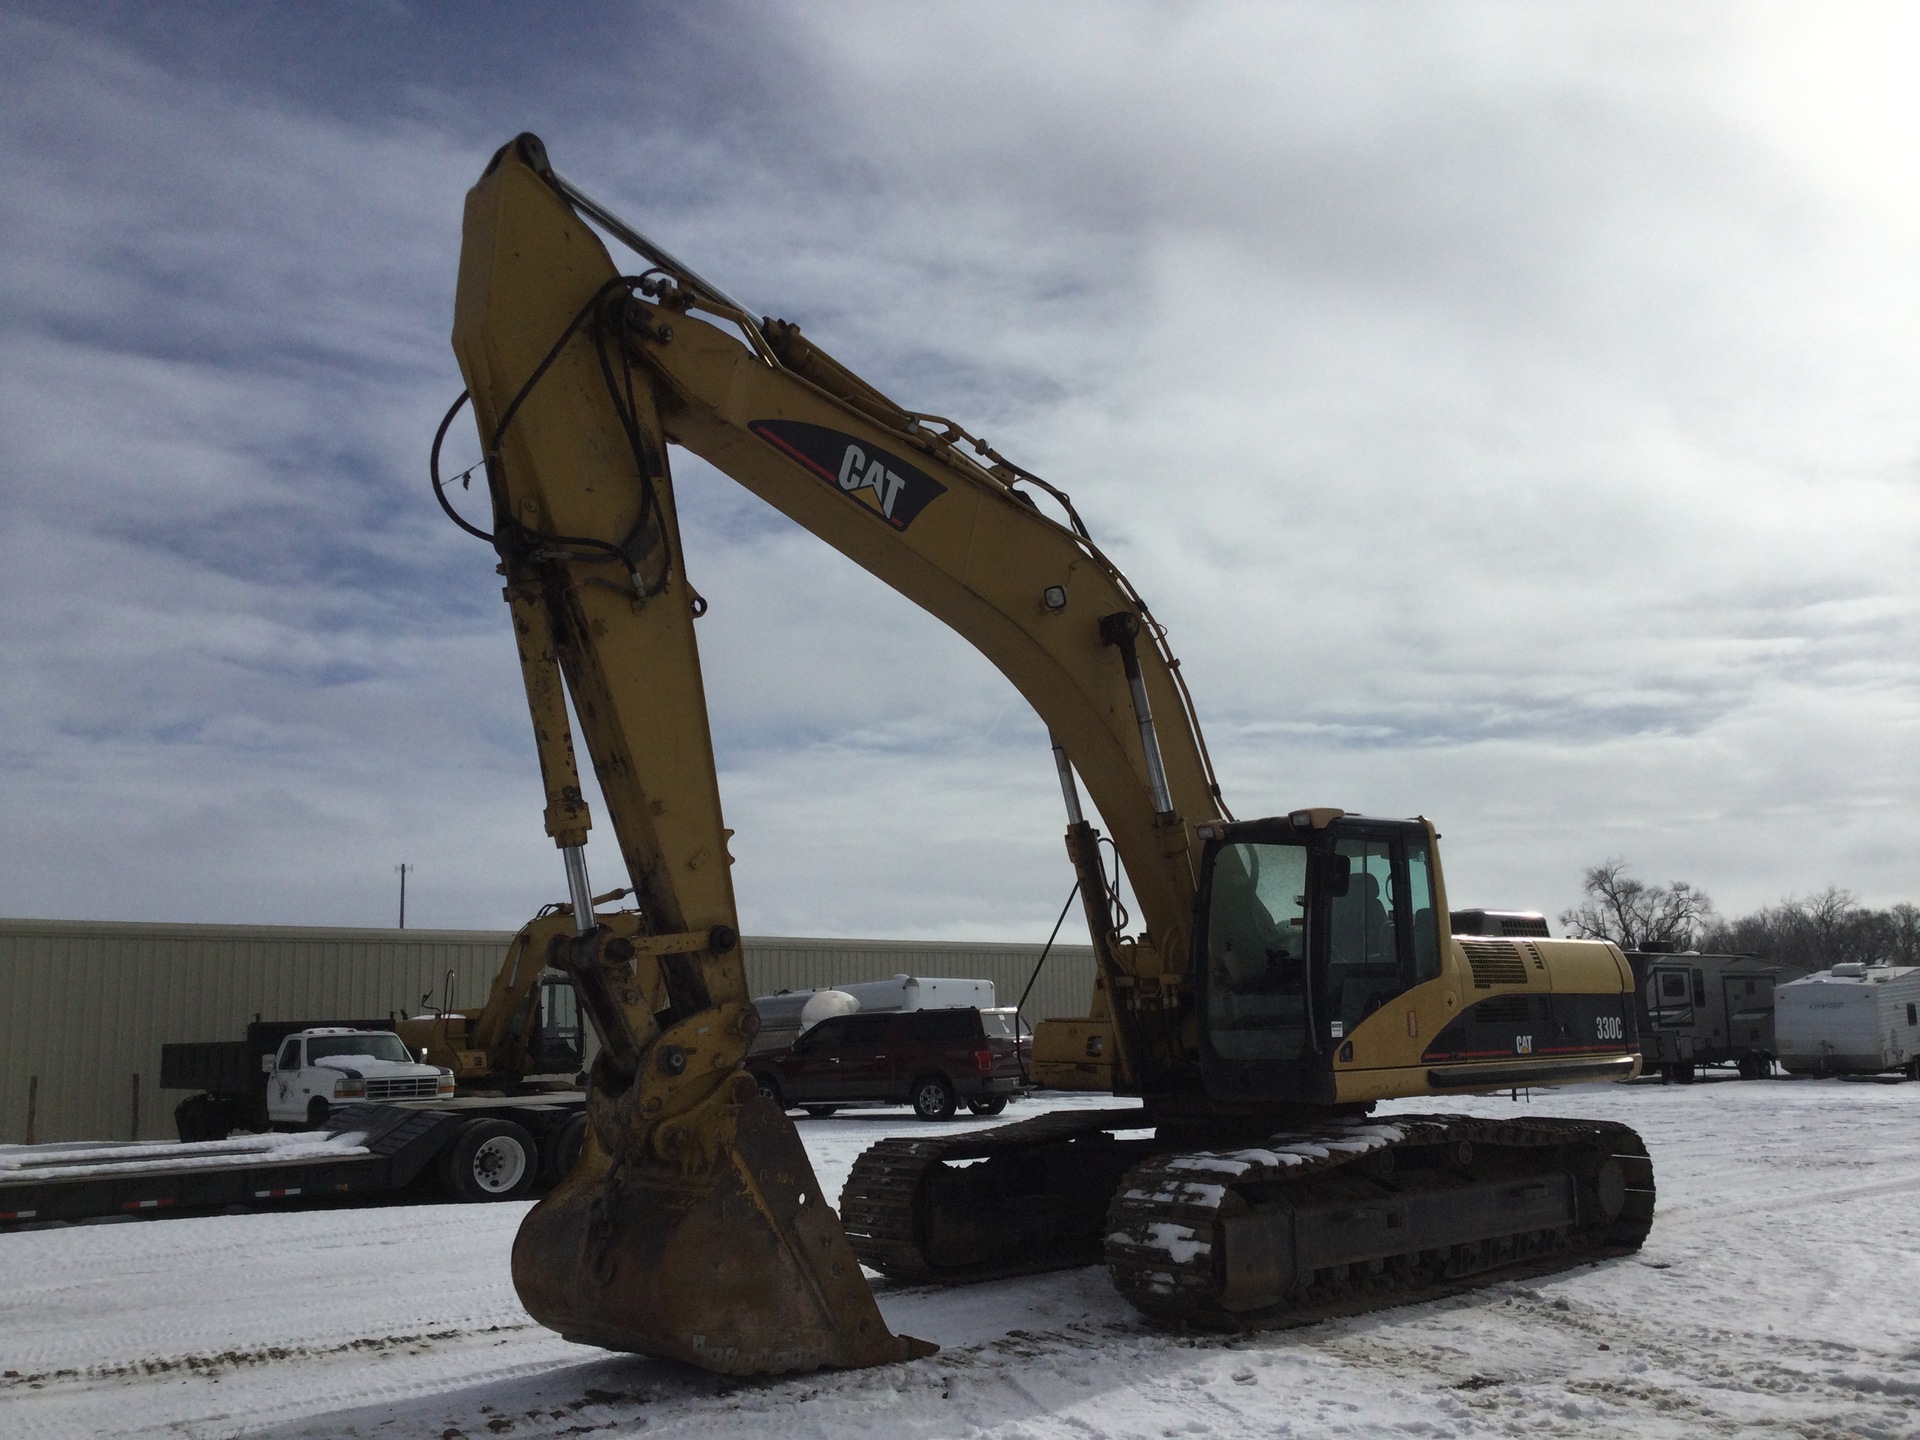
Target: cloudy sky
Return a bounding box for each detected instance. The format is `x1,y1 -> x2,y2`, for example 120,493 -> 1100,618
3,2 -> 1916,941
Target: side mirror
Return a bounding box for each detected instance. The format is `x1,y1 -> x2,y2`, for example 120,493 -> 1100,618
1315,852 -> 1353,899
261,1053 -> 276,1074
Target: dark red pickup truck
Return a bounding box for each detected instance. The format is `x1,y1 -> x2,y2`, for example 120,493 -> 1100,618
750,1007 -> 1028,1120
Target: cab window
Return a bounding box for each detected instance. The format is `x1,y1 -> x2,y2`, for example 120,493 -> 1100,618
795,1018 -> 847,1052
1405,839 -> 1442,983
907,1010 -> 974,1043
276,1039 -> 302,1071
1204,841 -> 1311,1061
531,980 -> 583,1070
839,1014 -> 895,1044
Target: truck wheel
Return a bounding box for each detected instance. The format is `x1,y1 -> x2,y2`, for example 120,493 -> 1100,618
306,1097 -> 331,1129
803,1106 -> 838,1118
966,1096 -> 1008,1117
752,1072 -> 784,1110
911,1074 -> 957,1122
441,1119 -> 536,1202
543,1113 -> 589,1186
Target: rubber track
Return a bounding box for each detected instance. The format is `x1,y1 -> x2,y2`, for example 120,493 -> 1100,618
839,1108 -> 1150,1282
1106,1113 -> 1655,1330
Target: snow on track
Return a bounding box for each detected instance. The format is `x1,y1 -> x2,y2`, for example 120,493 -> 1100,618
2,1083 -> 1918,1438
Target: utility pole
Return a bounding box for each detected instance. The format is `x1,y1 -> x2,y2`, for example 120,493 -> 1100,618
396,863 -> 413,929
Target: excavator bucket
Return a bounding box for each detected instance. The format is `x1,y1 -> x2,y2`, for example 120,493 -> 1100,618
513,1069 -> 933,1375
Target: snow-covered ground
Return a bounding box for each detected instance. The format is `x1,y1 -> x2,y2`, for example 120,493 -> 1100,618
4,1080 -> 1919,1440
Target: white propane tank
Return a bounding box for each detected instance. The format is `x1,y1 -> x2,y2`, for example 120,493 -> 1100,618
798,989 -> 861,1031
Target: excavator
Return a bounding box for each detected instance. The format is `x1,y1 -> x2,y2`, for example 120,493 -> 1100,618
396,907 -> 590,1090
441,134 -> 1655,1377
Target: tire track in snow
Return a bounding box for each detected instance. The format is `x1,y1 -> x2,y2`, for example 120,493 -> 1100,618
1648,1166 -> 1920,1230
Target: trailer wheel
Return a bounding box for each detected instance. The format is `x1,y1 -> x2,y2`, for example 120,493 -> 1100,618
543,1113 -> 589,1186
441,1119 -> 536,1202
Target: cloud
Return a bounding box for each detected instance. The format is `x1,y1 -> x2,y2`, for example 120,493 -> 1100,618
0,3 -> 1916,944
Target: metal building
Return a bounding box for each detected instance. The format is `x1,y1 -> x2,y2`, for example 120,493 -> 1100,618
0,918 -> 1095,1143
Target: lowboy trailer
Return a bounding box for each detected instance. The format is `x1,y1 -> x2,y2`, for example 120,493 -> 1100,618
0,1096 -> 587,1229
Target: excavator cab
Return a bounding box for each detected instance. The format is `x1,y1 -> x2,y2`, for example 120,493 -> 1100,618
1195,812 -> 1446,1105
524,971 -> 585,1076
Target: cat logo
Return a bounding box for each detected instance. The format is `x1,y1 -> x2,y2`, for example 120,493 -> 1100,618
835,443 -> 907,519
1515,1034 -> 1533,1055
748,419 -> 947,531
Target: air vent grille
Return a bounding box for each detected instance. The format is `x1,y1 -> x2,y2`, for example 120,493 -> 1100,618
1473,994 -> 1532,1024
1461,940 -> 1530,988
1524,941 -> 1546,970
1499,915 -> 1551,938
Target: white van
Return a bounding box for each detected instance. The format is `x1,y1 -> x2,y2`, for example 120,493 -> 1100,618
265,1027 -> 455,1128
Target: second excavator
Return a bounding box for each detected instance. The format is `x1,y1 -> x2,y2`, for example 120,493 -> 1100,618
441,134 -> 1655,1376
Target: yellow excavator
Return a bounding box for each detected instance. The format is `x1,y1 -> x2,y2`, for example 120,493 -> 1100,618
442,134 -> 1654,1376
395,907 -> 590,1090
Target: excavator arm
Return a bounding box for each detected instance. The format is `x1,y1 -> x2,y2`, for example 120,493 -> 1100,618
449,134 -> 1222,1372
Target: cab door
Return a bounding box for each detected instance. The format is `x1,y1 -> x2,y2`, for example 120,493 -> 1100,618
778,1017 -> 851,1102
1319,822 -> 1443,1050
528,976 -> 584,1074
270,1037 -> 304,1121
829,1014 -> 895,1099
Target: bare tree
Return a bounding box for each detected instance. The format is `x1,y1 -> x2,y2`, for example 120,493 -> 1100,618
1560,859 -> 1716,950
1703,887 -> 1882,975
1887,904 -> 1920,968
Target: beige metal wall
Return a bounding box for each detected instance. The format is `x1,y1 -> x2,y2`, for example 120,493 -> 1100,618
0,919 -> 518,1146
0,919 -> 1096,1143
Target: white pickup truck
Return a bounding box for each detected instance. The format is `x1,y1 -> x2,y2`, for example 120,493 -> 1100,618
266,1027 -> 456,1128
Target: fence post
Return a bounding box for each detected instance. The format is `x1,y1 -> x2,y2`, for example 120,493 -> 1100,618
26,1075 -> 38,1146
131,1072 -> 140,1142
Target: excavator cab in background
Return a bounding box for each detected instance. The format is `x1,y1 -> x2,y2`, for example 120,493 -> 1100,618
396,908 -> 589,1090
443,134 -> 1653,1377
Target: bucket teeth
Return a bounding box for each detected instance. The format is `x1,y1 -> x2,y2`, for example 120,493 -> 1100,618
513,1079 -> 933,1375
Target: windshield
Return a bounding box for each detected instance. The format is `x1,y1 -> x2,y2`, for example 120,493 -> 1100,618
979,1010 -> 1023,1041
305,1033 -> 414,1066
1205,841 -> 1311,1061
